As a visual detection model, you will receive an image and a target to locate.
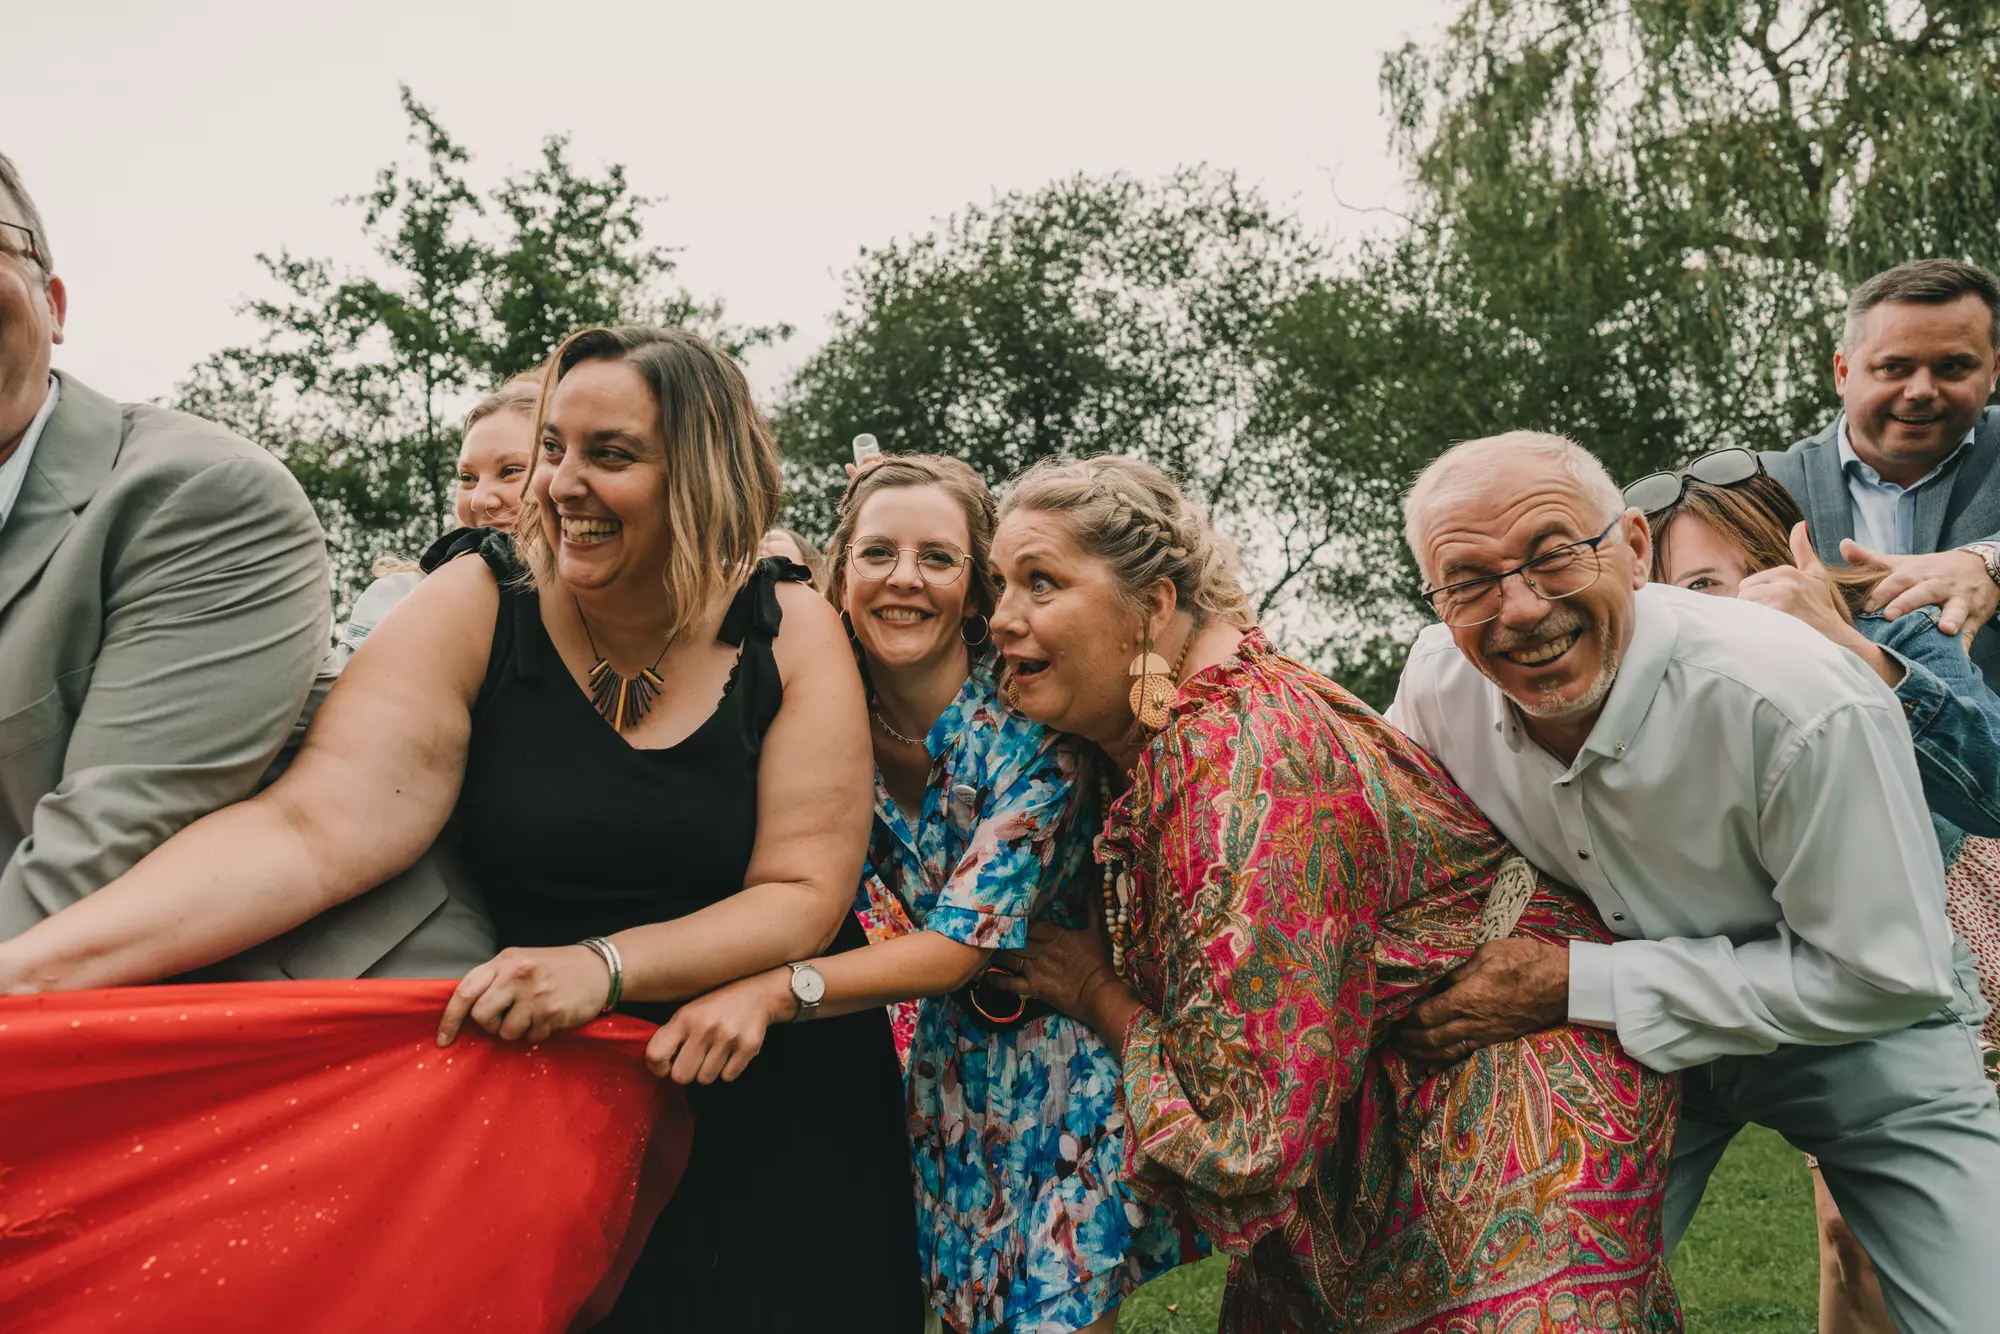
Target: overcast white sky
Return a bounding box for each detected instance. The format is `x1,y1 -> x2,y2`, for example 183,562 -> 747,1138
7,0 -> 1452,405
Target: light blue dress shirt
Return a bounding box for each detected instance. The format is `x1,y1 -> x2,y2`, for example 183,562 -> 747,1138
0,377 -> 57,535
1388,584 -> 1959,1073
1835,415 -> 1973,555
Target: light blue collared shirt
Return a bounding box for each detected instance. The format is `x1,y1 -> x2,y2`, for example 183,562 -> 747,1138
1388,583 -> 1960,1073
1835,414 -> 1973,555
0,377 -> 57,536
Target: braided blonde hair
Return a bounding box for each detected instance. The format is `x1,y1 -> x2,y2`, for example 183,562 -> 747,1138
998,455 -> 1255,630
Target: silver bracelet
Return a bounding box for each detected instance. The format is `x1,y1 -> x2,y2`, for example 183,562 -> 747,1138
578,937 -> 623,1014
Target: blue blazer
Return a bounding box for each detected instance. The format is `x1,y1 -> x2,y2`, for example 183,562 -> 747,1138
1761,407 -> 2000,691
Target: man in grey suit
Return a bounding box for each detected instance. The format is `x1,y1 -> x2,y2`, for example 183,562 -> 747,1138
0,152 -> 489,979
1761,258 -> 2000,690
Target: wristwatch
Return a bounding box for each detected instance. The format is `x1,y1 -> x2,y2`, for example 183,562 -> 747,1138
1961,540 -> 2000,589
786,962 -> 826,1016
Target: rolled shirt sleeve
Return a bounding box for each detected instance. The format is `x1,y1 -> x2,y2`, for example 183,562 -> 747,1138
920,733 -> 1082,952
1584,700 -> 1956,1072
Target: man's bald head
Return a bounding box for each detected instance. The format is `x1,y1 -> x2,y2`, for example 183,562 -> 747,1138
1403,431 -> 1624,585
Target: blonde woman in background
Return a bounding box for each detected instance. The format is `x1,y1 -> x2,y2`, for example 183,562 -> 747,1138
337,370 -> 543,659
758,525 -> 829,588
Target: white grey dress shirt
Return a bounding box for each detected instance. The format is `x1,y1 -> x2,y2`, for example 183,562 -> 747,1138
1388,583 -> 1958,1073
0,377 -> 57,534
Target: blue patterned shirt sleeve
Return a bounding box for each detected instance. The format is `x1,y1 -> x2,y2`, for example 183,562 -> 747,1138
925,722 -> 1083,952
1860,609 -> 2000,837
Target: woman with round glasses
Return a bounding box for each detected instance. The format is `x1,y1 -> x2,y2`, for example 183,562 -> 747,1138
1632,450 -> 2000,1334
651,454 -> 1196,1334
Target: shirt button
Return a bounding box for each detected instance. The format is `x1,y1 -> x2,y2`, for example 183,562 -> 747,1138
1577,850 -> 1591,861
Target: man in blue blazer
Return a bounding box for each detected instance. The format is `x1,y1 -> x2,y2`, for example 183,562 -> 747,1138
1761,259 -> 2000,691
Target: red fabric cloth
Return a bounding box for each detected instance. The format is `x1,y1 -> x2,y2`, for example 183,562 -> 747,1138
0,980 -> 689,1333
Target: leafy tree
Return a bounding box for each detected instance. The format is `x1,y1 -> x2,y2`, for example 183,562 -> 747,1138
178,87 -> 784,608
1252,0 -> 2000,702
1376,0 -> 2000,480
773,168 -> 1335,644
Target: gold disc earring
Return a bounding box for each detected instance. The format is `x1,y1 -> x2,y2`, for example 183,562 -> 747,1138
1128,639 -> 1175,732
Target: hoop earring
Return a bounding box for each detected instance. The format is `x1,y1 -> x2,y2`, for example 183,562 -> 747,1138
960,613 -> 990,646
1128,633 -> 1175,733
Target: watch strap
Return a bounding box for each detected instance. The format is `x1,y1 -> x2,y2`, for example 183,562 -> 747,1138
787,961 -> 822,1012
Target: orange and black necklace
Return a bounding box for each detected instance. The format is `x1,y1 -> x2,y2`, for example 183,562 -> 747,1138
575,598 -> 677,733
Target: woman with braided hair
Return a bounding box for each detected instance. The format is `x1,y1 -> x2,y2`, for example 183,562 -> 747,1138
986,455 -> 1682,1333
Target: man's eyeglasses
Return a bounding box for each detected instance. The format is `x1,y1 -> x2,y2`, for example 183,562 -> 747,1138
0,220 -> 46,271
847,539 -> 971,586
1621,447 -> 1763,516
1421,518 -> 1622,628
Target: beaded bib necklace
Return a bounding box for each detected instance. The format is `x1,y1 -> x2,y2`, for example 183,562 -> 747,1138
575,598 -> 677,733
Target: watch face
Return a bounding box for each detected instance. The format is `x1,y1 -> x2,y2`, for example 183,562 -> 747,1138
793,965 -> 826,1005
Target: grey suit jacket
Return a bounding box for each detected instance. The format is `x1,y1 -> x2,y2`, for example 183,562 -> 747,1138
1761,408 -> 2000,691
0,372 -> 493,979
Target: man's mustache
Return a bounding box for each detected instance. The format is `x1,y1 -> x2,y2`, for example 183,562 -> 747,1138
1482,606 -> 1588,657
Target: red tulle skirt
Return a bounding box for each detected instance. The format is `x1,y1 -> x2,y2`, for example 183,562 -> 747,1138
0,980 -> 689,1333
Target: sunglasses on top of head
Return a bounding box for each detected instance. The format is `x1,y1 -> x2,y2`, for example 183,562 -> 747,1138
1621,447 -> 1764,515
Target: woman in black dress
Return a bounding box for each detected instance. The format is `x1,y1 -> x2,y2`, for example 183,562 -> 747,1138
0,326 -> 922,1332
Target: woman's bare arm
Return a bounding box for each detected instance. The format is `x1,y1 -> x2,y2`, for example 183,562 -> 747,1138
0,558 -> 499,992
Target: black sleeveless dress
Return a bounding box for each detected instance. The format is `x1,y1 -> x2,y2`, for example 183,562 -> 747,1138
444,537 -> 920,1333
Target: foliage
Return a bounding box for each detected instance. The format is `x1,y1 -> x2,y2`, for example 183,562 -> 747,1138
1377,0 -> 2000,481
773,169 -> 1349,672
1245,0 -> 2000,700
177,87 -> 785,609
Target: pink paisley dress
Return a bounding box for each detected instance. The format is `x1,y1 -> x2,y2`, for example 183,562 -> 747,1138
1101,631 -> 1683,1333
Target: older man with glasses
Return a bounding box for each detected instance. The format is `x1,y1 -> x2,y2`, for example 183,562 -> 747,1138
1384,429 -> 2000,1334
0,151 -> 489,979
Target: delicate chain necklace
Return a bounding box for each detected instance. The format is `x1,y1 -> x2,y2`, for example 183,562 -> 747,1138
1098,771 -> 1134,978
575,598 -> 677,733
871,708 -> 927,748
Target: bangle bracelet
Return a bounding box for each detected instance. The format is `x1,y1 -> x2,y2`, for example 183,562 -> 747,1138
578,937 -> 623,1014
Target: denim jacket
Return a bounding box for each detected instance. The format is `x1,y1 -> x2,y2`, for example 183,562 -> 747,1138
1858,607 -> 2000,855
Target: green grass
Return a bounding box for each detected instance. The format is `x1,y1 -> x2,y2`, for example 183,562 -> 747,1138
1119,1125 -> 1819,1332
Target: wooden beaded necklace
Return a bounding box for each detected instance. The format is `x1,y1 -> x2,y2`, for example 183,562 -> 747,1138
1099,635 -> 1190,977
1097,771 -> 1134,977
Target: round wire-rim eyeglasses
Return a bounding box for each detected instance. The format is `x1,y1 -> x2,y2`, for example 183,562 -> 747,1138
846,540 -> 971,586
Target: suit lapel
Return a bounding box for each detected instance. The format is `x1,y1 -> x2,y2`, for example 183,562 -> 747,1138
1943,408 -> 2000,544
1798,423 -> 1855,558
0,373 -> 122,619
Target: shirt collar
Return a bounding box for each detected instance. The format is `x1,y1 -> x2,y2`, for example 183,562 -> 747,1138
1836,412 -> 1973,490
0,376 -> 59,535
1574,585 -> 1676,767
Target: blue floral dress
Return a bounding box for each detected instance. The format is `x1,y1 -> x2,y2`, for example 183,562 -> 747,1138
854,655 -> 1198,1334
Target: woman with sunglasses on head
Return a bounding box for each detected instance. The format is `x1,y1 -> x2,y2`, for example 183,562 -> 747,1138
1631,450 -> 2000,1334
1631,451 -> 2000,840
653,454 -> 1197,1334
